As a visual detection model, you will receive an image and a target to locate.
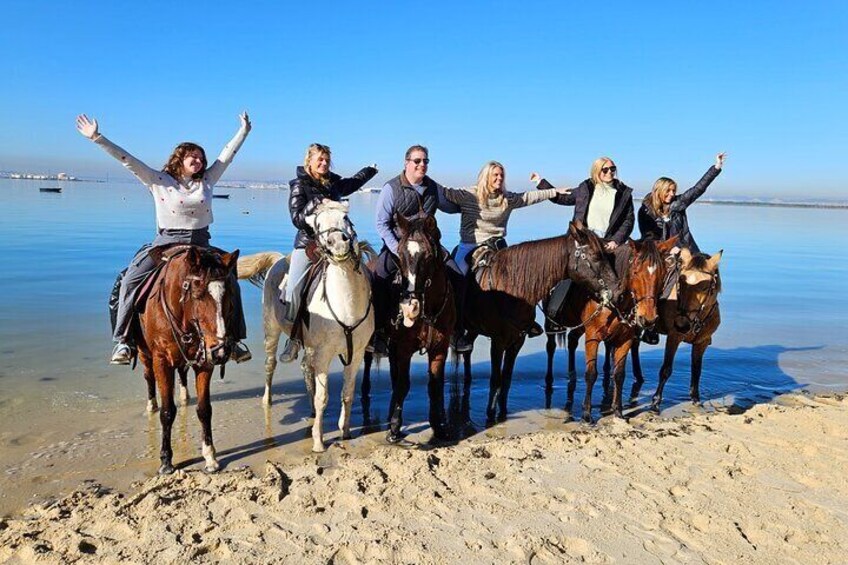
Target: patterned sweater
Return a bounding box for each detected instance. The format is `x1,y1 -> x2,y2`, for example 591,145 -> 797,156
93,125 -> 249,230
443,187 -> 557,244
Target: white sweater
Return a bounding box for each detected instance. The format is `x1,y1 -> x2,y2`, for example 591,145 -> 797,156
93,125 -> 249,230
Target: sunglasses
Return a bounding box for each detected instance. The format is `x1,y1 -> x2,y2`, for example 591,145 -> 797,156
601,166 -> 617,174
407,158 -> 430,165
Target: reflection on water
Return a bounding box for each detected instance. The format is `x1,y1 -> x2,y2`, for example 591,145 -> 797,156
1,178 -> 847,515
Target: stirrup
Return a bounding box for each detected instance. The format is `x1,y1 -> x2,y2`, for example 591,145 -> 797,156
453,331 -> 474,353
231,341 -> 252,363
110,342 -> 133,365
527,321 -> 544,338
279,338 -> 301,363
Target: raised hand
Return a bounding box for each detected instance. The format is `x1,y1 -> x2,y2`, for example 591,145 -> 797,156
529,172 -> 541,185
76,114 -> 99,140
239,111 -> 252,133
370,163 -> 378,170
715,152 -> 727,169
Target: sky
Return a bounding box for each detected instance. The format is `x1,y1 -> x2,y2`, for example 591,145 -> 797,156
1,0 -> 846,199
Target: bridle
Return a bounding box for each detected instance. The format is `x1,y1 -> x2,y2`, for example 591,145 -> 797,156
157,252 -> 230,369
676,268 -> 720,336
572,242 -> 614,308
312,211 -> 360,269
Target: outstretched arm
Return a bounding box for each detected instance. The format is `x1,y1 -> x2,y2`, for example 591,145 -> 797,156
512,186 -> 569,208
77,114 -> 162,188
670,152 -> 726,213
205,112 -> 252,186
333,164 -> 379,197
435,182 -> 461,214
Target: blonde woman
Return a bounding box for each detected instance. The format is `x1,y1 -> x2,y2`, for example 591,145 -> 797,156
280,143 -> 377,362
445,161 -> 571,274
638,153 -> 726,254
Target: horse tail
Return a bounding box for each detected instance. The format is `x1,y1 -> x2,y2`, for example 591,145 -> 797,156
237,251 -> 285,289
358,240 -> 377,264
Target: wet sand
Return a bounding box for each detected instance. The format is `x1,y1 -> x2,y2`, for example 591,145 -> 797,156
2,392 -> 846,563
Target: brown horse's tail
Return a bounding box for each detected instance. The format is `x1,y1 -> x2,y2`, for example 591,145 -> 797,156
237,251 -> 285,289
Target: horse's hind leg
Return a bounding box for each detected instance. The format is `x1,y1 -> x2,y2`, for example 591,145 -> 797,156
302,349 -> 317,419
582,338 -> 600,424
498,339 -> 523,421
461,349 -> 472,421
651,335 -> 682,412
195,368 -> 219,472
611,341 -> 632,419
178,367 -> 190,406
630,338 -> 645,402
427,350 -> 449,440
361,351 -> 374,426
142,354 -> 158,413
263,323 -> 283,405
154,357 -> 177,474
486,341 -> 505,424
566,329 -> 583,414
690,341 -> 709,405
544,333 -> 557,409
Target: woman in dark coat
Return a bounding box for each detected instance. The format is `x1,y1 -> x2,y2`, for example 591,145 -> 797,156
638,152 -> 726,254
280,143 -> 377,362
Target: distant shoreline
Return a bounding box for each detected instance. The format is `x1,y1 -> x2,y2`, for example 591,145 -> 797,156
696,199 -> 848,210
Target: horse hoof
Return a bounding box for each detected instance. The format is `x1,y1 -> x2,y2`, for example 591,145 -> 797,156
312,444 -> 326,453
204,462 -> 220,474
342,431 -> 353,441
386,430 -> 406,444
146,402 -> 159,414
691,398 -> 702,406
582,414 -> 595,425
650,403 -> 661,414
613,410 -> 626,420
158,464 -> 175,475
496,412 -> 507,423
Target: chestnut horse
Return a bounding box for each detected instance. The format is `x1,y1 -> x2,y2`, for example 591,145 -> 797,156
365,213 -> 456,443
631,248 -> 723,411
460,222 -> 619,424
545,238 -> 678,422
137,246 -> 239,474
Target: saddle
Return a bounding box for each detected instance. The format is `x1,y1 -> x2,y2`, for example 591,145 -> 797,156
288,253 -> 328,342
464,238 -> 506,288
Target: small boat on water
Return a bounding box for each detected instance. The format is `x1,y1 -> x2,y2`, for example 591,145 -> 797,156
213,194 -> 230,199
39,187 -> 62,193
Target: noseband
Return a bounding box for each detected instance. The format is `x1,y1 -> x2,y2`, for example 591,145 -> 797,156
677,269 -> 720,336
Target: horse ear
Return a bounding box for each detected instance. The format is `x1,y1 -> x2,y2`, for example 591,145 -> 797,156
394,212 -> 409,235
424,214 -> 437,232
657,236 -> 679,255
706,249 -> 723,272
149,247 -> 165,264
186,246 -> 202,268
568,221 -> 585,240
678,247 -> 693,267
221,249 -> 240,273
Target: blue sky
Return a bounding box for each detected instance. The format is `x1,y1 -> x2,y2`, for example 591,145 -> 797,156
1,1 -> 846,198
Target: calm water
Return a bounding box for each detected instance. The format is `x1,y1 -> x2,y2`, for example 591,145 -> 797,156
1,178 -> 846,514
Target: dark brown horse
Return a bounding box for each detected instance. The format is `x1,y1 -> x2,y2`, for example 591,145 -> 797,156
460,222 -> 619,424
136,246 -> 239,474
546,237 -> 678,422
364,213 -> 455,443
631,247 -> 723,411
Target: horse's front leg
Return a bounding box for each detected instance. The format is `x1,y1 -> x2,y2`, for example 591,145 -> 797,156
141,352 -> 158,413
630,338 -> 645,402
611,338 -> 633,419
194,367 -> 219,472
566,328 -> 584,414
387,351 -> 411,443
428,346 -> 449,440
690,340 -> 709,405
302,348 -> 316,419
544,333 -> 557,409
154,357 -> 177,474
339,357 -> 360,441
498,337 -> 524,422
311,366 -> 330,453
582,337 -> 600,423
178,367 -> 190,406
652,335 -> 682,412
486,341 -> 505,424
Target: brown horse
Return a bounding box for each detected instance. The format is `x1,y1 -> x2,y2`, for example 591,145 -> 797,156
460,222 -> 619,424
631,247 -> 723,411
365,213 -> 456,443
546,237 -> 678,422
136,246 -> 239,474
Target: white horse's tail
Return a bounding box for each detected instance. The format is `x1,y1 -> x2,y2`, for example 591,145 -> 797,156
358,240 -> 377,265
237,251 -> 285,289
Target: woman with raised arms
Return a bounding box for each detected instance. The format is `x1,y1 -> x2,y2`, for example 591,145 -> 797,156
76,112 -> 252,365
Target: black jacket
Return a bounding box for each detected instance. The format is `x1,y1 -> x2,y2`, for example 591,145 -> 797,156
550,178 -> 635,244
288,165 -> 378,249
638,166 -> 721,254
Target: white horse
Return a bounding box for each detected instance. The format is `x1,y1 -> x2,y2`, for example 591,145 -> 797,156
238,201 -> 375,452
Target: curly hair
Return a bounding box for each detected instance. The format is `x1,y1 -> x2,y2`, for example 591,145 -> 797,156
162,142 -> 207,181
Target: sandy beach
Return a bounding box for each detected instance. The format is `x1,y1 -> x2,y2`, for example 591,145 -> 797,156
1,392 -> 845,563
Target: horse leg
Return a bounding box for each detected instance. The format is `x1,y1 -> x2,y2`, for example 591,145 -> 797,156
544,333 -> 557,409
263,323 -> 283,405
154,357 -> 177,474
178,367 -> 190,406
428,349 -> 448,440
339,361 -> 358,441
582,338 -> 600,424
194,368 -> 219,473
362,350 -> 373,403
142,353 -> 158,413
486,341 -> 505,424
498,338 -> 523,422
566,328 -> 583,413
652,335 -> 682,412
630,338 -> 645,402
611,340 -> 633,419
690,341 -> 709,405
387,353 -> 411,443
602,341 -> 612,396
461,349 -> 472,422
311,368 -> 329,453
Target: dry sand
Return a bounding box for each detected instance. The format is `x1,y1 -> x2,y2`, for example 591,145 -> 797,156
1,393 -> 846,564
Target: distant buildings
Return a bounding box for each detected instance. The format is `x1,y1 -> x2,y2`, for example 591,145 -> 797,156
2,171 -> 79,181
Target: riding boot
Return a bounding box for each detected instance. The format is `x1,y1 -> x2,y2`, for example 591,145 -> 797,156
527,321 -> 544,338
448,266 -> 473,352
279,301 -> 302,363
110,341 -> 133,365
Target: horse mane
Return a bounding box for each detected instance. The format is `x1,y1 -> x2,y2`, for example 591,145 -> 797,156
486,234 -> 570,302
315,200 -> 349,214
635,239 -> 662,269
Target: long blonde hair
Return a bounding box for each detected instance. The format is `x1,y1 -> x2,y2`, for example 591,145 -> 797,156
304,143 -> 332,185
646,177 -> 678,217
590,156 -> 615,185
476,161 -> 506,209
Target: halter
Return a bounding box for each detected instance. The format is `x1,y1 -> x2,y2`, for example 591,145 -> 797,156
572,243 -> 613,307
312,213 -> 360,269
676,267 -> 720,336
157,255 -> 230,369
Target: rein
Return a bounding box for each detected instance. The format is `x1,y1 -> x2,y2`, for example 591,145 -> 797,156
319,261 -> 372,366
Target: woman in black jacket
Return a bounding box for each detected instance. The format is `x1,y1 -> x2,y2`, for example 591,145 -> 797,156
280,143 -> 377,362
638,152 -> 726,254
